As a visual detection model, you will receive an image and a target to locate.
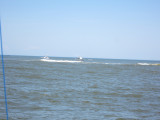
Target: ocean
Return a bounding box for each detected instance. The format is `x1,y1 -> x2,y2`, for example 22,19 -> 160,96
0,55 -> 160,120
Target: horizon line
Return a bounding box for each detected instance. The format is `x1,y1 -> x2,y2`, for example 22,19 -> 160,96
3,54 -> 160,61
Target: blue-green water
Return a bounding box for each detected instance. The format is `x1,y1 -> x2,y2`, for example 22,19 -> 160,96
0,55 -> 160,120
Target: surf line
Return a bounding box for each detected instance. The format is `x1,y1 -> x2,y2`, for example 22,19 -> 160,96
0,20 -> 9,120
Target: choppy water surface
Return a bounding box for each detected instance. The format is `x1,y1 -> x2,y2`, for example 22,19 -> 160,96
0,56 -> 160,120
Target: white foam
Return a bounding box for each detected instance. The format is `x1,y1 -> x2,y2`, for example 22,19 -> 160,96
137,63 -> 150,65
40,59 -> 160,65
40,59 -> 82,63
137,63 -> 160,66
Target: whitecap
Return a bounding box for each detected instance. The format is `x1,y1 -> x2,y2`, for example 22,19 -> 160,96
137,63 -> 150,65
40,59 -> 82,63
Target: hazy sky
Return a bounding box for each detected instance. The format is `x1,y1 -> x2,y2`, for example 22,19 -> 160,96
0,0 -> 160,60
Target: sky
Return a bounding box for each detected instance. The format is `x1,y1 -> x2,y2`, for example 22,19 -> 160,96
0,0 -> 160,60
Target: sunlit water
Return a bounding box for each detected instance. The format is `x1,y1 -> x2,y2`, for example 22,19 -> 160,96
0,56 -> 160,120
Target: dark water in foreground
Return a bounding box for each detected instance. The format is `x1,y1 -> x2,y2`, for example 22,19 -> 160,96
0,56 -> 160,120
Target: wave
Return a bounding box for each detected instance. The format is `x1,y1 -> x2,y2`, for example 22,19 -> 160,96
137,63 -> 160,66
137,63 -> 150,65
40,59 -> 160,66
105,63 -> 160,66
40,59 -> 82,63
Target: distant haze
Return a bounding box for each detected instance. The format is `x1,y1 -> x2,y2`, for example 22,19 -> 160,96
0,0 -> 160,60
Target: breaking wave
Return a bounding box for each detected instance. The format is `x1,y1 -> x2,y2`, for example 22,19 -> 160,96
40,59 -> 82,63
137,63 -> 160,66
40,59 -> 160,66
